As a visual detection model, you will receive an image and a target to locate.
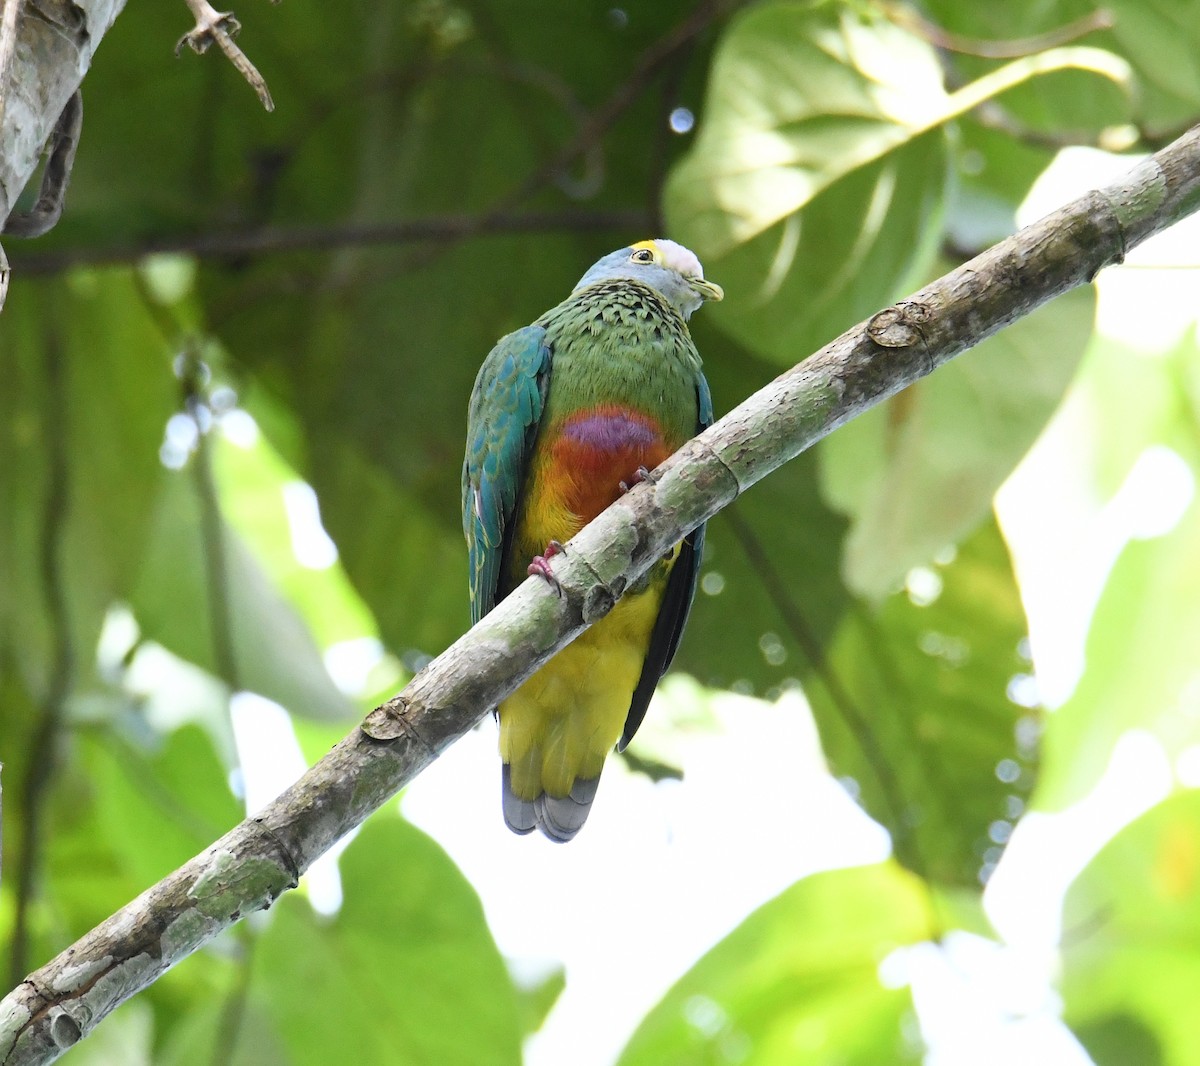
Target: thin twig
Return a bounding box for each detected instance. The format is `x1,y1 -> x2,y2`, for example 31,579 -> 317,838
177,0 -> 274,112
6,208 -> 654,274
8,320 -> 74,988
2,121 -> 1200,1066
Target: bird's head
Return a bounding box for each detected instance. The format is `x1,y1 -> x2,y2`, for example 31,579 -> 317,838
573,239 -> 724,320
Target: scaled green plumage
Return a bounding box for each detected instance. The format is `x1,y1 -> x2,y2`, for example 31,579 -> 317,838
462,239 -> 721,841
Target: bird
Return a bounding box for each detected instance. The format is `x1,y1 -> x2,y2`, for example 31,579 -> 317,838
462,239 -> 722,842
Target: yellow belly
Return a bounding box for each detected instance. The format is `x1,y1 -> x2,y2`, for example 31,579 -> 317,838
499,577 -> 666,801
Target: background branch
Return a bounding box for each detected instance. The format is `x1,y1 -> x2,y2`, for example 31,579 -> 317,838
7,321 -> 74,988
1,124 -> 1198,1066
6,208 -> 655,275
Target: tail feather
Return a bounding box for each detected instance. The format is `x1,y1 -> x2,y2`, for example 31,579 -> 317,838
534,776 -> 600,843
501,764 -> 536,835
501,765 -> 601,842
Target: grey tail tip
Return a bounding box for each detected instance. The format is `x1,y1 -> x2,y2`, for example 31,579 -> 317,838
501,765 -> 601,843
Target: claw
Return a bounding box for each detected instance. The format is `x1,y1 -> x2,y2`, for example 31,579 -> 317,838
619,465 -> 660,494
528,541 -> 567,597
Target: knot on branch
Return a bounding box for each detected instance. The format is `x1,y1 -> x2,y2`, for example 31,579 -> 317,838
867,300 -> 931,350
581,580 -> 621,624
360,697 -> 437,759
48,1009 -> 81,1049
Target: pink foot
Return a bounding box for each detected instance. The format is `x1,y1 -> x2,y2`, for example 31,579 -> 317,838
528,540 -> 567,597
619,465 -> 660,494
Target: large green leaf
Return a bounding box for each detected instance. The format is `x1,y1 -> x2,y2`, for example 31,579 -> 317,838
0,271 -> 174,894
0,272 -> 173,702
79,724 -> 242,889
129,472 -> 357,720
820,281 -> 1094,599
617,862 -> 932,1066
1061,791 -> 1200,1066
663,2 -> 1121,366
665,2 -> 952,362
811,519 -> 1038,888
254,816 -> 522,1066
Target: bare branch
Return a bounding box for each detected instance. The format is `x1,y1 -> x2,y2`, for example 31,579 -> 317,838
6,208 -> 655,274
0,0 -> 23,131
2,123 -> 1199,1066
2,90 -> 83,238
0,0 -> 126,234
176,0 -> 274,112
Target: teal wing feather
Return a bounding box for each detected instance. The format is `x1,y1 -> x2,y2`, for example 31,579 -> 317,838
619,369 -> 713,750
462,326 -> 552,625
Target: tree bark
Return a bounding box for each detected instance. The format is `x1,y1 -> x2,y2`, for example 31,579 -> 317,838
0,0 -> 124,224
1,122 -> 1199,1065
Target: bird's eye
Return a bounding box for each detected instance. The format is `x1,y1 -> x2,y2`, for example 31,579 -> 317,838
631,248 -> 654,264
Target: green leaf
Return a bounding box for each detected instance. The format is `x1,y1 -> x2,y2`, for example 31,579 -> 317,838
921,0 -> 1200,131
665,2 -> 952,362
915,1 -> 1134,131
664,3 -> 1121,367
255,816 -> 522,1066
129,471 -> 357,720
617,862 -> 932,1066
0,270 -> 174,895
945,118 -> 1056,252
673,325 -> 851,694
811,519 -> 1037,888
1037,495 -> 1200,811
1106,0 -> 1200,127
1061,791 -> 1200,1066
515,963 -> 567,1037
820,281 -> 1094,599
1027,328 -> 1200,810
667,3 -> 952,257
79,725 -> 242,889
213,427 -> 381,653
0,271 -> 173,704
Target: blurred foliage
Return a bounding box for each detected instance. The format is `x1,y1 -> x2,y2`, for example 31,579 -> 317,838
1062,791 -> 1200,1066
617,862 -> 932,1066
2,0 -> 1199,1063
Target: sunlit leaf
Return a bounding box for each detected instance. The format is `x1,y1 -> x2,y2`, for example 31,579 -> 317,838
916,0 -> 1134,130
617,862 -> 932,1066
1062,791 -> 1200,1066
820,282 -> 1094,599
1037,495 -> 1200,810
129,472 -> 357,720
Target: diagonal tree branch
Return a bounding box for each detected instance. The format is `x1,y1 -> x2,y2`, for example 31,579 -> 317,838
1,124 -> 1198,1066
